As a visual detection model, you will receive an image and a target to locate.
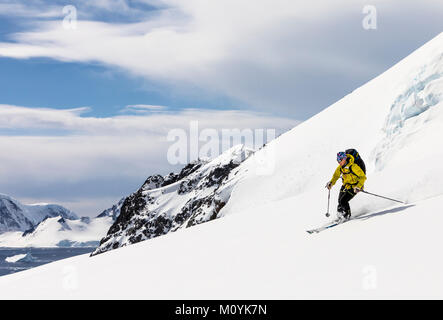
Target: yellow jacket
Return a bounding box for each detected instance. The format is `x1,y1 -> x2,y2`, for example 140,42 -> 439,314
330,154 -> 366,189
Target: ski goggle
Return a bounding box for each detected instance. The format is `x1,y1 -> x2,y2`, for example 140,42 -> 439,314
337,152 -> 347,162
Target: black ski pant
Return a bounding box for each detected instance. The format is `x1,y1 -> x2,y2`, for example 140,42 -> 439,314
338,185 -> 357,216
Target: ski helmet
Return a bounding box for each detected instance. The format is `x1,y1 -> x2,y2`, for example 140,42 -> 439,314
337,151 -> 346,162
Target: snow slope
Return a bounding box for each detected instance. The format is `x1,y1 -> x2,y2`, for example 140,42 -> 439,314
0,196 -> 441,299
221,32 -> 443,224
0,32 -> 443,298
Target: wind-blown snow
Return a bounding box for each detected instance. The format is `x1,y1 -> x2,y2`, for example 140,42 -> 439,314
1,32 -> 443,298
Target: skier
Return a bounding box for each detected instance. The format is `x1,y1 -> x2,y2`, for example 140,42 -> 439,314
325,151 -> 367,220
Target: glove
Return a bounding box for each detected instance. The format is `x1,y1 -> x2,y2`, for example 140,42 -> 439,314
353,187 -> 361,193
325,181 -> 332,190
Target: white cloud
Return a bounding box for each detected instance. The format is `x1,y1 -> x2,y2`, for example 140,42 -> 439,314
2,0 -> 443,117
1,0 -> 443,214
0,104 -> 296,135
122,104 -> 168,113
5,0 -> 443,117
0,105 -> 298,216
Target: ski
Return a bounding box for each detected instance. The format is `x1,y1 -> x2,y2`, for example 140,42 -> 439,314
306,217 -> 350,234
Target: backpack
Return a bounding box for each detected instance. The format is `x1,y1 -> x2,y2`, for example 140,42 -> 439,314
345,148 -> 366,174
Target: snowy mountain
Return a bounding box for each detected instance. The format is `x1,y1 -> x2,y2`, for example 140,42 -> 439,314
0,194 -> 115,248
0,215 -> 113,248
97,197 -> 126,221
1,32 -> 443,298
0,194 -> 78,233
92,144 -> 254,255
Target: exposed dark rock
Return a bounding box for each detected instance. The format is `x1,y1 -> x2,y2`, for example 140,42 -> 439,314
141,175 -> 165,191
81,216 -> 91,224
91,146 -> 252,256
22,226 -> 36,237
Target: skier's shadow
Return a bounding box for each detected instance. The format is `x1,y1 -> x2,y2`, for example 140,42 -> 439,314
354,204 -> 415,221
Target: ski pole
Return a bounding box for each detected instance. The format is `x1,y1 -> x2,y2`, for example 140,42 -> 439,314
361,190 -> 406,204
325,189 -> 331,217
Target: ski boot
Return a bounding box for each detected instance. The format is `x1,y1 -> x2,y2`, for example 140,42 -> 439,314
336,208 -> 351,223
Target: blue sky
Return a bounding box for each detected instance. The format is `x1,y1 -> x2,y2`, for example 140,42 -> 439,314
0,57 -> 241,117
0,0 -> 245,119
0,2 -> 241,117
0,0 -> 443,216
1,0 -> 443,119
